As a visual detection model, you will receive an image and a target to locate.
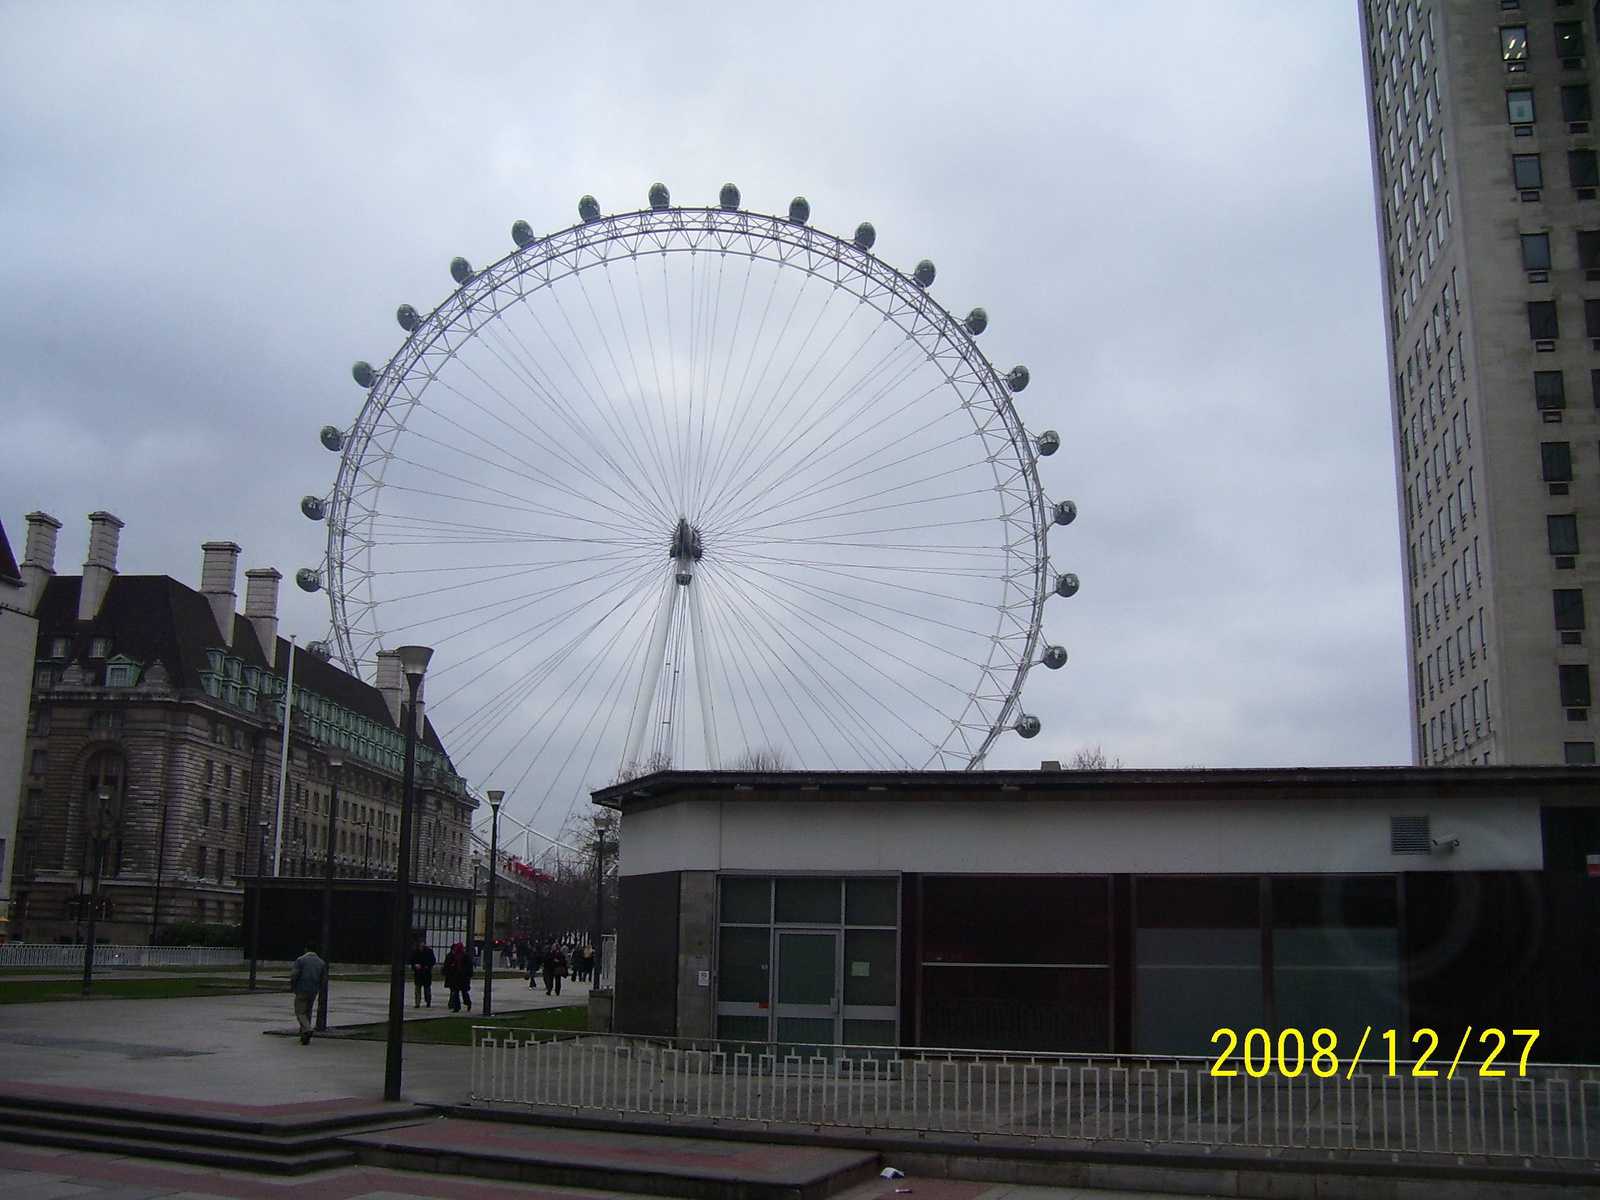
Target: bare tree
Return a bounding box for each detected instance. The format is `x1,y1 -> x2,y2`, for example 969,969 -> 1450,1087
607,749 -> 673,787
727,745 -> 792,771
1067,744 -> 1123,770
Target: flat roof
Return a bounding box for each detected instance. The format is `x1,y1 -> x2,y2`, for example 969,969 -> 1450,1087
591,765 -> 1600,815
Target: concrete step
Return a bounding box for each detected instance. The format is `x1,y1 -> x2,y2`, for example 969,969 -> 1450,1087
345,1116 -> 882,1200
0,1119 -> 356,1175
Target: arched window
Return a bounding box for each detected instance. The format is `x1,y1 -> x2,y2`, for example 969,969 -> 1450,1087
82,750 -> 127,878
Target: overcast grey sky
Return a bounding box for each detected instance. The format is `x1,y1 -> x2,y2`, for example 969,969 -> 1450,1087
0,2 -> 1409,834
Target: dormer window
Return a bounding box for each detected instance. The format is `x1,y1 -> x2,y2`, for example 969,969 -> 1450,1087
47,637 -> 70,659
103,655 -> 140,688
88,637 -> 111,659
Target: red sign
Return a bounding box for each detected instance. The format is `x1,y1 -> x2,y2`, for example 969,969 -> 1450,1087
1587,854 -> 1600,878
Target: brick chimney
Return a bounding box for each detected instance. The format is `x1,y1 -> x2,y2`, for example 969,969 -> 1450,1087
199,541 -> 240,645
375,649 -> 403,726
20,511 -> 61,615
77,511 -> 124,622
243,568 -> 281,662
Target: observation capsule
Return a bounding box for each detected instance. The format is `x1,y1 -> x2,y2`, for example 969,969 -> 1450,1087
788,196 -> 811,224
295,568 -> 322,594
450,257 -> 473,285
963,307 -> 988,336
1052,500 -> 1077,527
319,425 -> 345,452
307,640 -> 332,662
1036,429 -> 1060,456
648,182 -> 671,210
853,222 -> 876,250
351,361 -> 376,388
1006,365 -> 1030,392
578,195 -> 601,223
1015,713 -> 1041,739
1042,645 -> 1069,670
511,219 -> 535,247
396,303 -> 420,331
1054,572 -> 1080,599
912,260 -> 936,288
300,495 -> 326,521
719,182 -> 741,210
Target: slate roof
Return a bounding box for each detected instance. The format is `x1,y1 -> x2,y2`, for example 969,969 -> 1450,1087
33,573 -> 455,765
0,520 -> 21,587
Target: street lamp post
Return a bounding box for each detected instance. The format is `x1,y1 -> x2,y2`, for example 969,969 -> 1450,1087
384,644 -> 431,1103
592,812 -> 613,990
317,746 -> 344,1032
362,817 -> 374,878
483,790 -> 503,1017
81,787 -> 113,997
248,820 -> 269,991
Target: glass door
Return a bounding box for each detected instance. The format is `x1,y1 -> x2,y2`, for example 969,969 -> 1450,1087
774,930 -> 837,1048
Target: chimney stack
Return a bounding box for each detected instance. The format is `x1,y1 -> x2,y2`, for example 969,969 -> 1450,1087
77,511 -> 124,622
243,568 -> 281,663
200,541 -> 240,645
20,511 -> 62,614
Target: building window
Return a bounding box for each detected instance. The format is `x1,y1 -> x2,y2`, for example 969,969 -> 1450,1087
1565,741 -> 1597,763
19,836 -> 37,876
197,846 -> 208,877
1543,441 -> 1574,481
29,749 -> 46,775
104,663 -> 134,688
1549,513 -> 1581,556
1582,230 -> 1600,270
1529,300 -> 1561,339
24,789 -> 42,819
1537,371 -> 1568,410
33,666 -> 55,690
1508,88 -> 1537,124
200,797 -> 211,826
1563,83 -> 1593,121
1523,231 -> 1553,269
88,710 -> 121,734
1587,299 -> 1600,339
1502,25 -> 1530,65
1555,588 -> 1588,632
1555,19 -> 1586,58
1561,663 -> 1592,709
1570,149 -> 1600,188
87,637 -> 110,659
46,637 -> 70,659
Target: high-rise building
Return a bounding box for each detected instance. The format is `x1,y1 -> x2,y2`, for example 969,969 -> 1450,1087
1363,0 -> 1600,765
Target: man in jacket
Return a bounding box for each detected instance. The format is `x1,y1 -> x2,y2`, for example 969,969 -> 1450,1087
409,938 -> 436,1008
288,942 -> 327,1045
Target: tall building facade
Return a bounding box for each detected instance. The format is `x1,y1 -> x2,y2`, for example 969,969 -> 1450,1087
1363,0 -> 1600,764
7,511 -> 476,945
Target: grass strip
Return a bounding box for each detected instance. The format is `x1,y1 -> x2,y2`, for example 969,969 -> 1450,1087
337,1004 -> 589,1045
0,977 -> 257,1003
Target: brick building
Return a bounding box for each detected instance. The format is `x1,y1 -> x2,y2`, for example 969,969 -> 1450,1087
8,511 -> 475,945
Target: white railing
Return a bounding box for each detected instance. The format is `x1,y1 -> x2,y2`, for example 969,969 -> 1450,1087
0,944 -> 245,969
470,1032 -> 1600,1164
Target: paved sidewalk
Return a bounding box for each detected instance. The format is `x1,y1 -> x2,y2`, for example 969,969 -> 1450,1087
0,982 -> 579,1105
0,1142 -> 1216,1200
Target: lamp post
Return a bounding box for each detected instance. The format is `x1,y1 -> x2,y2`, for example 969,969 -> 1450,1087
384,644 -> 431,1102
80,787 -> 113,997
592,812 -> 613,990
248,820 -> 269,991
362,817 -> 374,878
482,790 -> 503,1017
316,746 -> 344,1032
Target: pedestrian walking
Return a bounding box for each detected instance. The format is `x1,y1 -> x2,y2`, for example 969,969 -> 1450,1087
541,942 -> 568,996
288,942 -> 327,1045
581,942 -> 596,984
409,938 -> 436,1008
443,941 -> 474,1011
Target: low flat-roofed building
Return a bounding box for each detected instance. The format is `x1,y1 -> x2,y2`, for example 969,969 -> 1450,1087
595,766 -> 1600,1062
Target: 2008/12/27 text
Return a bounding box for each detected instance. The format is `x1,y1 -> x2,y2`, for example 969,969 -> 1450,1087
1209,1027 -> 1540,1078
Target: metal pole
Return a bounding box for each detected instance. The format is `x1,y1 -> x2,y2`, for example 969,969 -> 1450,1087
248,821 -> 268,990
272,637 -> 297,875
148,791 -> 169,943
317,749 -> 342,1031
81,791 -> 109,997
483,791 -> 502,1017
385,646 -> 430,1102
363,820 -> 372,878
592,818 -> 609,989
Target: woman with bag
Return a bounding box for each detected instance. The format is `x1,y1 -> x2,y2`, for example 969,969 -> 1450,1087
442,941 -> 473,1011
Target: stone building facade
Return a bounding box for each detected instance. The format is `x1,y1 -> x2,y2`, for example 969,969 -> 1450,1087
0,518 -> 39,935
1362,1 -> 1600,763
7,511 -> 476,946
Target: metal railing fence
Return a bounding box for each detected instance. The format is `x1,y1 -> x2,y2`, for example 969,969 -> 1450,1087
470,1031 -> 1600,1165
0,944 -> 245,969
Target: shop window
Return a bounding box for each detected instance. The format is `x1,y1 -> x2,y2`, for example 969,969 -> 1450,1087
1271,877 -> 1401,1049
1135,877 -> 1261,1056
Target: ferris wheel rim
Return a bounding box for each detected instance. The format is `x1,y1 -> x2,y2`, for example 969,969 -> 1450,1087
323,201 -> 1051,770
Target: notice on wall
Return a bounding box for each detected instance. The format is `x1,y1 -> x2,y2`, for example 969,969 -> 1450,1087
851,961 -> 870,977
696,969 -> 710,987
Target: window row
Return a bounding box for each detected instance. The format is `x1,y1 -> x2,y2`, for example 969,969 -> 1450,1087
1421,680 -> 1492,764
1511,149 -> 1599,202
1525,296 -> 1600,339
1419,610 -> 1488,702
1520,228 -> 1600,272
1415,545 -> 1480,640
1499,21 -> 1587,69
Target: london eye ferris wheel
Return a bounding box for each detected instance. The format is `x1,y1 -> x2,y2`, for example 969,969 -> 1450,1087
298,184 -> 1079,830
